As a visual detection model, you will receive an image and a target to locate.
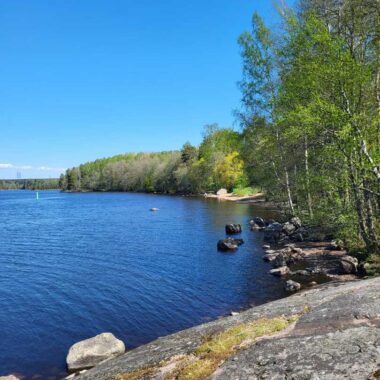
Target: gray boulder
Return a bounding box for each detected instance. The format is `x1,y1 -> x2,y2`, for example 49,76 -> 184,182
217,188 -> 228,196
293,270 -> 310,277
217,238 -> 244,252
290,217 -> 302,228
251,217 -> 266,228
282,222 -> 297,236
264,222 -> 283,242
269,266 -> 290,277
250,223 -> 262,231
338,256 -> 358,274
66,333 -> 125,372
272,254 -> 287,268
285,280 -> 301,292
225,224 -> 242,235
262,253 -> 277,262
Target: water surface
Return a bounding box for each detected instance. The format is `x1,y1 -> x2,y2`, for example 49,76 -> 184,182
0,191 -> 285,379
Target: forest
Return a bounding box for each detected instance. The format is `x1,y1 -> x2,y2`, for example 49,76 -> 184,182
0,178 -> 59,190
60,0 -> 380,257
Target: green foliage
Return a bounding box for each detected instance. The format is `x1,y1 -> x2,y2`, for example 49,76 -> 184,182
238,2 -> 380,254
181,142 -> 198,164
60,126 -> 248,194
232,186 -> 260,197
214,151 -> 245,191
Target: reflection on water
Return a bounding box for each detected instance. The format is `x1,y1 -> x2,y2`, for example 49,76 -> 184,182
0,191 -> 285,379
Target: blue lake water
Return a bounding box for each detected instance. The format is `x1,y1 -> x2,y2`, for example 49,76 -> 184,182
0,191 -> 286,379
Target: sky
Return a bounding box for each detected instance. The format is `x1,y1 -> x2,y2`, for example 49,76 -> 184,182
0,0 -> 293,179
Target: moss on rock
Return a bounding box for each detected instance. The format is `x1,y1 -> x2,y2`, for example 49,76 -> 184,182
116,315 -> 298,380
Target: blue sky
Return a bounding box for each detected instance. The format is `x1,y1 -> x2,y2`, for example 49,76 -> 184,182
0,0 -> 292,179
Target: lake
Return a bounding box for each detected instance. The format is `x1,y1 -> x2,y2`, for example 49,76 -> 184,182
0,191 -> 286,379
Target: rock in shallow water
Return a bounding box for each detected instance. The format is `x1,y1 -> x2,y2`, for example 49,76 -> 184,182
225,224 -> 242,234
269,266 -> 290,277
262,253 -> 277,262
217,238 -> 244,252
66,333 -> 125,372
285,280 -> 301,292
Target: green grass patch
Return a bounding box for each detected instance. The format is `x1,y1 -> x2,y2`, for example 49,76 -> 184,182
232,186 -> 261,197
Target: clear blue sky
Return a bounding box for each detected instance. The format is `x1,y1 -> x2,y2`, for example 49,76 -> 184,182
0,0 -> 292,179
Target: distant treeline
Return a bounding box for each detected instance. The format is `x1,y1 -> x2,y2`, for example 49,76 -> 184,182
59,124 -> 247,194
0,179 -> 59,190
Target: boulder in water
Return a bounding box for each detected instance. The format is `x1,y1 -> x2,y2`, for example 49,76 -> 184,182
225,224 -> 242,234
217,238 -> 244,252
269,266 -> 290,277
285,280 -> 301,293
262,253 -> 277,262
66,333 -> 125,372
252,217 -> 266,227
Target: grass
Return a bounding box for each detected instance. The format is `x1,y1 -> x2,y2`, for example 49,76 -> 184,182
232,186 -> 261,197
195,316 -> 294,357
176,358 -> 218,380
363,254 -> 380,277
116,315 -> 298,380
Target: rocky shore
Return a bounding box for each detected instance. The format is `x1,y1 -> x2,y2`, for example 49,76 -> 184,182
219,216 -> 360,293
59,217 -> 378,380
67,277 -> 380,380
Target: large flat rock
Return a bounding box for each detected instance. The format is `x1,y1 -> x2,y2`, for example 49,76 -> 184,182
75,278 -> 380,380
67,332 -> 125,372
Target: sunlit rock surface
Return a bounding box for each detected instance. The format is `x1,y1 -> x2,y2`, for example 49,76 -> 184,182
75,278 -> 380,380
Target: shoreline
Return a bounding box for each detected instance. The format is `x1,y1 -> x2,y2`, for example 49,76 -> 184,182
71,276 -> 379,380
1,197 -> 372,380
203,192 -> 266,203
64,216 -> 366,379
61,189 -> 274,206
